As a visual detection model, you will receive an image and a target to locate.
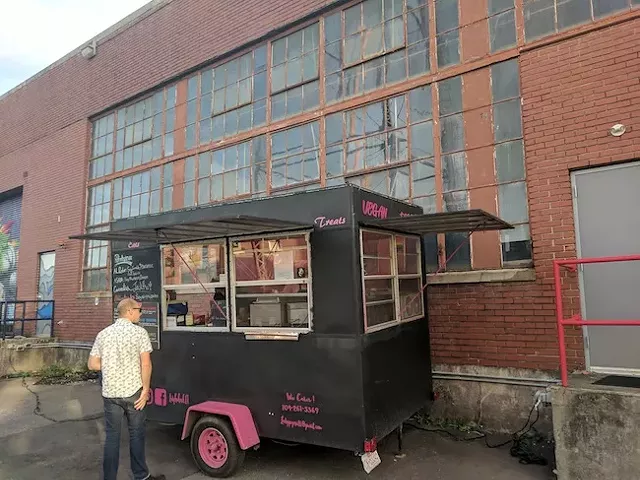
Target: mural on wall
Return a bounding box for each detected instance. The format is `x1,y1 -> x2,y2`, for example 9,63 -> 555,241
0,194 -> 22,306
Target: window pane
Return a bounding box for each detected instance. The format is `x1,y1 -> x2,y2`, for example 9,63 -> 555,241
593,0 -> 628,17
436,0 -> 459,33
410,122 -> 434,160
498,181 -> 528,223
389,166 -> 410,200
490,9 -> 517,52
396,236 -> 421,275
440,113 -> 464,153
496,140 -> 525,183
423,233 -> 439,272
501,224 -> 532,263
442,152 -> 467,192
364,278 -> 394,303
399,278 -> 423,319
489,0 -> 514,14
326,146 -> 344,178
437,30 -> 460,68
491,59 -> 520,101
235,287 -> 309,328
325,12 -> 342,44
524,0 -> 555,41
409,86 -> 432,122
438,76 -> 462,115
366,303 -> 396,328
412,158 -> 436,197
494,99 -> 522,142
407,5 -> 430,43
557,0 -> 591,30
445,232 -> 471,270
408,40 -> 430,77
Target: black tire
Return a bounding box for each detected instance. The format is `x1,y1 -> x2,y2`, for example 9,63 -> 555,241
190,415 -> 245,478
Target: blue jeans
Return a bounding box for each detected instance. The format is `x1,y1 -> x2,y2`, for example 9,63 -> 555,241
103,389 -> 150,480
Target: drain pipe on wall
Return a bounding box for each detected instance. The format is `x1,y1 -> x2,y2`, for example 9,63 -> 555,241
432,371 -> 560,388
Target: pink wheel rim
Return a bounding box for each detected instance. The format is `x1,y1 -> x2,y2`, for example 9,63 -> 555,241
198,427 -> 229,468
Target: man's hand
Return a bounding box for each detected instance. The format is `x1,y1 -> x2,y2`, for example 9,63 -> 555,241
135,389 -> 150,410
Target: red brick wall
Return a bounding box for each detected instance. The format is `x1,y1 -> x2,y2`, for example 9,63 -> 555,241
0,120 -> 112,341
428,16 -> 640,372
0,0 -> 338,158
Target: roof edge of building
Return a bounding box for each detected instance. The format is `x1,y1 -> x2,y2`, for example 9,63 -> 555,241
0,0 -> 175,102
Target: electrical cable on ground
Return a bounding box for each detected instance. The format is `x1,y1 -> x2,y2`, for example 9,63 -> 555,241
8,355 -> 103,424
404,398 -> 551,466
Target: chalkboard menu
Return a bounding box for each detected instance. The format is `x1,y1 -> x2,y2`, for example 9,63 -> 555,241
111,245 -> 162,349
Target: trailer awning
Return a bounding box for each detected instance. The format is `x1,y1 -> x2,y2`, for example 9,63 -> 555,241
361,209 -> 512,234
69,215 -> 313,243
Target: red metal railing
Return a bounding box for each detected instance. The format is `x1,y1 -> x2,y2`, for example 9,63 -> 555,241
554,254 -> 640,387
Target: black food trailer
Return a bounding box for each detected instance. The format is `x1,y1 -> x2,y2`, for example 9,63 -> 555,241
71,184 -> 510,477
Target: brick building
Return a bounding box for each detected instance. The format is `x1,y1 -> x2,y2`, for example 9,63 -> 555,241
1,0 -> 639,424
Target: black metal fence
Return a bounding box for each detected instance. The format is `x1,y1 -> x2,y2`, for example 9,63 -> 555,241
0,300 -> 55,339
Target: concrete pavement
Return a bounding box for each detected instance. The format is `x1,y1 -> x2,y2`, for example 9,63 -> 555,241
0,378 -> 554,480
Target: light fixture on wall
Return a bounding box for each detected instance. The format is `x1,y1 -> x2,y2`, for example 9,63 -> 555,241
80,40 -> 97,59
610,123 -> 626,137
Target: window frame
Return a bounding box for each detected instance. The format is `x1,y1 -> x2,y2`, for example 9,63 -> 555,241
160,240 -> 230,333
230,230 -> 314,335
360,228 -> 424,334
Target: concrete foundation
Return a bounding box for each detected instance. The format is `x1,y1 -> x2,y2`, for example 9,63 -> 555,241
552,375 -> 640,480
0,339 -> 90,377
429,365 -> 556,433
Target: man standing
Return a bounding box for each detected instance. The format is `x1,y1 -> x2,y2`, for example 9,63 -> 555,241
88,297 -> 165,480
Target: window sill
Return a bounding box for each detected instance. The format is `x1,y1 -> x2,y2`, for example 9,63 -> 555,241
427,268 -> 536,285
76,291 -> 112,299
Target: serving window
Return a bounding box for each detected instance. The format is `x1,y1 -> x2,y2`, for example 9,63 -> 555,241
360,229 -> 424,332
230,232 -> 312,332
161,241 -> 229,331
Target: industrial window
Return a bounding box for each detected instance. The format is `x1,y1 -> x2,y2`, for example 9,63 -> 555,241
112,167 -> 162,221
491,59 -> 532,265
271,122 -> 320,193
488,0 -> 517,53
162,163 -> 174,212
183,156 -> 197,208
435,0 -> 460,68
230,233 -> 313,333
83,183 -> 111,292
360,229 -> 424,332
196,136 -> 267,204
162,242 -> 229,331
112,86 -> 176,173
194,47 -> 268,147
271,24 -> 320,121
523,0 -> 638,42
89,114 -> 114,180
438,75 -> 470,271
323,0 -> 430,105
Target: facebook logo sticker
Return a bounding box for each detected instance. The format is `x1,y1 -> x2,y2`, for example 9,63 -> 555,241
154,388 -> 168,407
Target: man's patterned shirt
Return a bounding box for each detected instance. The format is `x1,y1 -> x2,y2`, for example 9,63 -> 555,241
90,318 -> 153,398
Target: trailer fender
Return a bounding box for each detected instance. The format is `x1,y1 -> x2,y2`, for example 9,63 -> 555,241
180,401 -> 260,450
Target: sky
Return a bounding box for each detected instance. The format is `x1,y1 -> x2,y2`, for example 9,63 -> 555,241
0,0 -> 150,95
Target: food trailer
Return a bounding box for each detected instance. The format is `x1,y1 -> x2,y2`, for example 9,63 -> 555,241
71,184 -> 510,477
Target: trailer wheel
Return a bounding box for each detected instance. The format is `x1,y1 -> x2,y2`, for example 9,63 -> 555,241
190,415 -> 245,478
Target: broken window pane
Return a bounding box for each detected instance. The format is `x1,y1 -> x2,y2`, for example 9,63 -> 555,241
389,166 -> 411,200
413,195 -> 436,214
491,59 -> 520,101
437,30 -> 460,68
407,5 -> 430,44
501,224 -> 532,263
495,140 -> 525,183
440,113 -> 464,153
494,99 -> 522,142
557,0 -> 592,30
438,76 -> 462,115
489,0 -> 515,14
592,0 -> 628,17
436,0 -> 459,33
490,9 -> 517,52
523,0 -> 555,41
441,152 -> 467,192
498,181 -> 528,223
